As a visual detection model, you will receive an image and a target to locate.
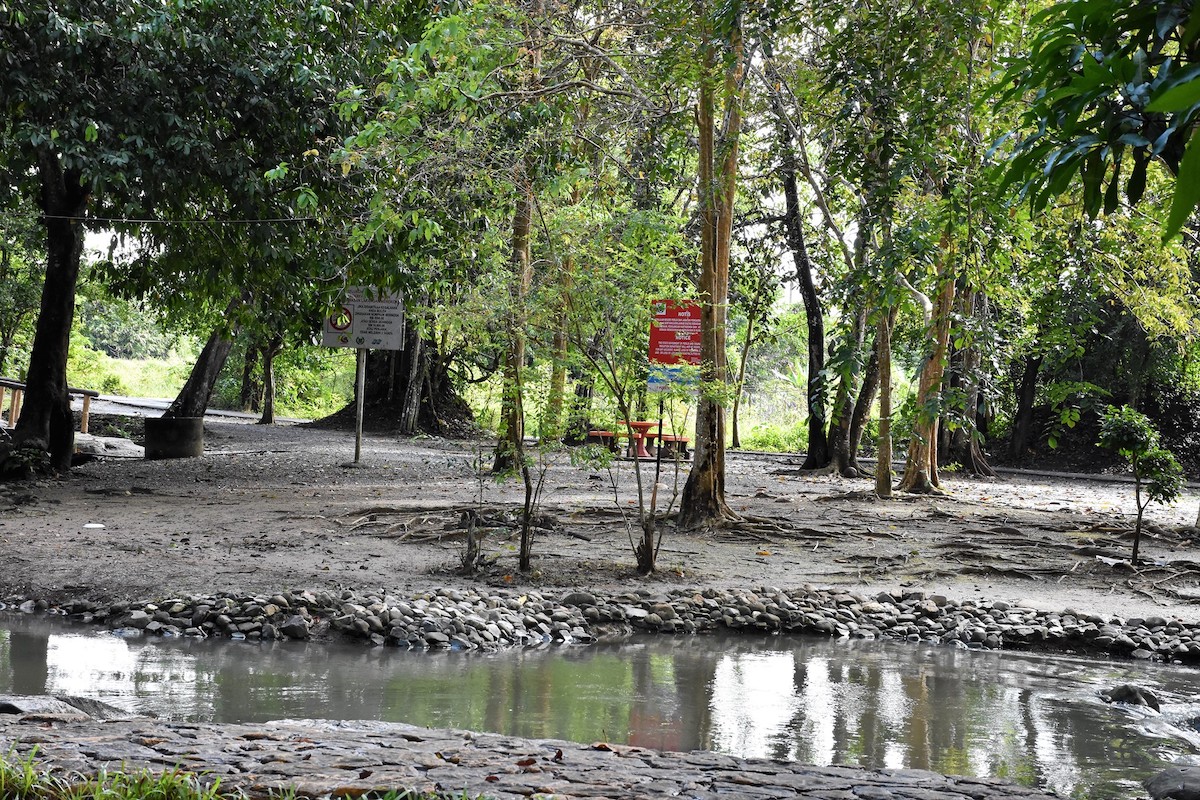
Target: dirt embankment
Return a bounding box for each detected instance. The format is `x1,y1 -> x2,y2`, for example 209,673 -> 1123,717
3,416 -> 1200,625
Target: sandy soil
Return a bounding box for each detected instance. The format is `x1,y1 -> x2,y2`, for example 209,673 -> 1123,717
4,416 -> 1200,623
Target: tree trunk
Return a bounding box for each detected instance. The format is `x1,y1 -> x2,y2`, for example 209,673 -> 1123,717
875,311 -> 894,498
898,233 -> 956,493
848,337 -> 881,471
258,335 -> 283,425
779,133 -> 829,469
680,23 -> 744,530
492,177 -> 534,474
563,333 -> 601,444
543,315 -> 569,442
948,290 -> 995,476
239,344 -> 263,412
729,312 -> 755,449
827,307 -> 867,477
166,308 -> 240,419
340,318 -> 471,436
12,152 -> 91,472
1009,353 -> 1043,462
398,332 -> 425,434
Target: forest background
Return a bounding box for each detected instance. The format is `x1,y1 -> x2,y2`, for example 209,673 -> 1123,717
3,0 -> 1200,518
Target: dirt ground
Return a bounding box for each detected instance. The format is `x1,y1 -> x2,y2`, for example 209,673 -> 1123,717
4,415 -> 1200,623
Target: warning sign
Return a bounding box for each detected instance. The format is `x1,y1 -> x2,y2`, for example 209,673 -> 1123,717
649,299 -> 702,366
322,287 -> 405,350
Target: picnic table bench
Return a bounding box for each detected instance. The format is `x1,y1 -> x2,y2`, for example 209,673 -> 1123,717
0,377 -> 101,434
585,424 -> 690,460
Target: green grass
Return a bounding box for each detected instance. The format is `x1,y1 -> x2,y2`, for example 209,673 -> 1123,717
0,751 -> 482,800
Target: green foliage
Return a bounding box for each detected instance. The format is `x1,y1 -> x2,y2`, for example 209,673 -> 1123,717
76,283 -> 178,361
1140,446 -> 1186,505
66,335 -> 126,395
1097,404 -> 1158,460
1098,404 -> 1185,562
739,420 -> 810,454
0,751 -> 473,800
1044,380 -> 1109,449
0,201 -> 42,377
211,344 -> 355,420
999,0 -> 1200,239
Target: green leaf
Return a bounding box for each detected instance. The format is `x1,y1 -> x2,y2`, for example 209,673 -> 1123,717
1146,76 -> 1200,112
1127,155 -> 1148,205
1103,162 -> 1122,214
1163,132 -> 1200,239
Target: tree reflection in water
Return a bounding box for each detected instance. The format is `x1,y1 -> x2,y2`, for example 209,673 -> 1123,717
2,619 -> 1197,799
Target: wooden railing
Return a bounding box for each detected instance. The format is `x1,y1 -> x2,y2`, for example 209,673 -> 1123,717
0,378 -> 101,434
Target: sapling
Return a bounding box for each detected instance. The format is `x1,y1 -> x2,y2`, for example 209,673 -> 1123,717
1097,405 -> 1184,564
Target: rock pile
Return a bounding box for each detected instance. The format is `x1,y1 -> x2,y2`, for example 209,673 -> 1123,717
6,584 -> 1200,662
0,713 -> 1063,800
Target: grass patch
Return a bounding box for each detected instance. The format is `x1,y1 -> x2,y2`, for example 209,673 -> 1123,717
0,751 -> 482,800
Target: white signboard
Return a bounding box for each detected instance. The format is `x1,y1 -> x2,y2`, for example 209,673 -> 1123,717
322,287 -> 405,350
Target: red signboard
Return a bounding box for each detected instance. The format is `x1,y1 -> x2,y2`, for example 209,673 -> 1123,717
649,299 -> 702,365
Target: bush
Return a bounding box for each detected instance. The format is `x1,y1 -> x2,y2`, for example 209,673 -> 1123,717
738,420 -> 810,453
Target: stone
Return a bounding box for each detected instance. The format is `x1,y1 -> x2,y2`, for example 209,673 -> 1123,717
561,591 -> 597,607
279,615 -> 310,640
1100,684 -> 1161,711
1146,766 -> 1200,800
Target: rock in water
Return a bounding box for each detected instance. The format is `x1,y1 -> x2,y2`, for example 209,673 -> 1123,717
1145,766 -> 1200,799
279,615 -> 310,640
1100,684 -> 1161,711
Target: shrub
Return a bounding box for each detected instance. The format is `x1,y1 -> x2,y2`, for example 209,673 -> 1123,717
1098,405 -> 1185,564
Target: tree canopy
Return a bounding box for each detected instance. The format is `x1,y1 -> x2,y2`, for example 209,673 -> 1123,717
2,0 -> 1199,569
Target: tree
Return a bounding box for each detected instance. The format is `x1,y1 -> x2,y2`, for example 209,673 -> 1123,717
1098,404 -> 1184,564
1001,0 -> 1200,239
677,0 -> 750,529
0,0 -> 375,470
0,202 -> 42,377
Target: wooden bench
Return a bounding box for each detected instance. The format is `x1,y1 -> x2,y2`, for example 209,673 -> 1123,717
658,434 -> 691,460
0,377 -> 101,434
585,430 -> 618,453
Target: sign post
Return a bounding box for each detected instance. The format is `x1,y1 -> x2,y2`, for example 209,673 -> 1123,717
322,287 -> 405,463
646,299 -> 702,507
648,299 -> 702,389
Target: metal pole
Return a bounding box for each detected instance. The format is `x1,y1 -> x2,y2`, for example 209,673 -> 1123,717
354,348 -> 366,463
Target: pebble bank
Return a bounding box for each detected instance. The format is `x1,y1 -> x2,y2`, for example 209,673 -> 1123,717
7,583 -> 1200,663
0,701 -> 1062,799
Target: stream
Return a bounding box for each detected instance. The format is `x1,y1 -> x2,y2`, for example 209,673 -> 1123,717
3,614 -> 1199,798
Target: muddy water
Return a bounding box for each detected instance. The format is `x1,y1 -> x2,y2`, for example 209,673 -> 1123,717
2,615 -> 1199,798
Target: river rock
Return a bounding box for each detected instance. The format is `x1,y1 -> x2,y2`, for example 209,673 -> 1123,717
1146,765 -> 1200,799
0,695 -> 131,721
279,615 -> 309,640
1101,684 -> 1161,711
560,591 -> 597,607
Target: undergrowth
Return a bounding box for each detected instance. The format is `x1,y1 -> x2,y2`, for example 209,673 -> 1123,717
0,751 -> 482,800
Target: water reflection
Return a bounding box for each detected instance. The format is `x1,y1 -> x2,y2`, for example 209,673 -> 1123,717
3,615 -> 1199,799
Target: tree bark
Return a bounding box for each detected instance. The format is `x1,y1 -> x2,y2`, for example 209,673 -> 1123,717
12,152 -> 91,472
875,311 -> 894,498
680,20 -> 744,530
779,134 -> 829,469
166,305 -> 241,419
492,176 -> 534,474
239,344 -> 263,413
898,233 -> 956,493
1009,353 -> 1043,462
257,335 -> 283,425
